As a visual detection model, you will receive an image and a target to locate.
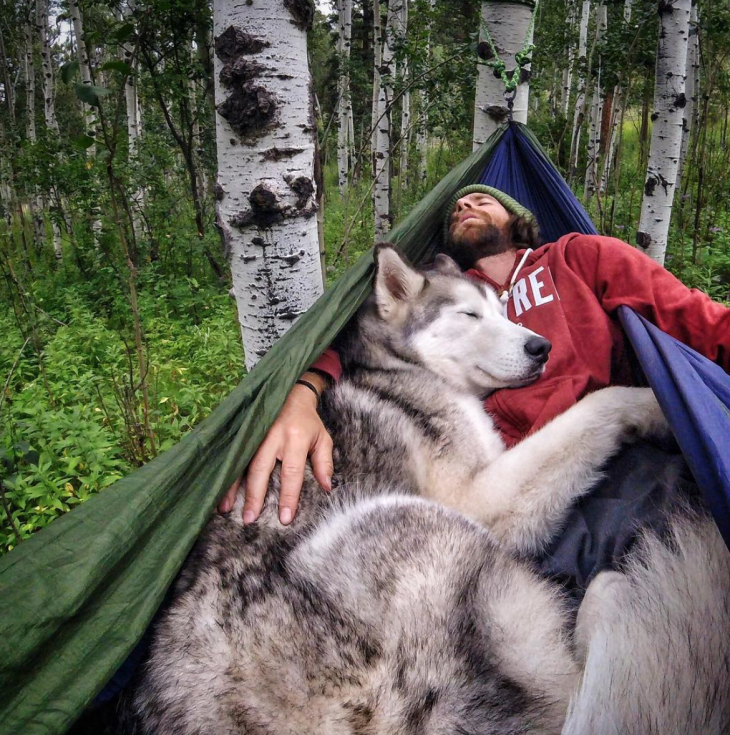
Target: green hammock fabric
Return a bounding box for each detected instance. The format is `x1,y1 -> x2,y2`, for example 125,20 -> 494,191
0,130 -> 503,735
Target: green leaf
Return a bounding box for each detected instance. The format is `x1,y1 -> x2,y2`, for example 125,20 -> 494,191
72,135 -> 96,150
101,60 -> 132,75
115,22 -> 136,43
60,60 -> 79,84
75,83 -> 111,108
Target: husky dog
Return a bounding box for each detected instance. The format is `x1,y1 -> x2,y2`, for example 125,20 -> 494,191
128,247 -> 730,734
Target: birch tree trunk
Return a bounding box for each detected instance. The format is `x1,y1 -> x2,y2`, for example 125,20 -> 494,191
472,0 -> 535,151
121,0 -> 144,243
23,15 -> 36,143
636,0 -> 692,264
69,0 -> 94,141
416,0 -> 435,184
36,0 -> 63,259
23,13 -> 46,250
568,0 -> 591,177
676,0 -> 698,192
213,0 -> 323,369
398,0 -> 410,188
337,0 -> 353,193
371,0 -> 382,168
561,0 -> 576,116
373,0 -> 403,239
583,1 -> 606,202
37,0 -> 58,133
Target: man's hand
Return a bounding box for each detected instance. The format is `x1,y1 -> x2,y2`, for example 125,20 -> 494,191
217,372 -> 334,525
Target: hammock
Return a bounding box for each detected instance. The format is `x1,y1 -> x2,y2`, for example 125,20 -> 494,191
1,121 -> 729,735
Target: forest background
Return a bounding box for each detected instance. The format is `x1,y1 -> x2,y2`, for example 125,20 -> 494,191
0,0 -> 729,554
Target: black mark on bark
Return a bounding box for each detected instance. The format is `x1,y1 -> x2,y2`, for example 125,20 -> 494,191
261,147 -> 305,162
219,58 -> 266,88
285,175 -> 314,209
284,0 -> 315,30
214,26 -> 268,63
636,231 -> 652,249
486,105 -> 510,123
217,84 -> 277,138
477,41 -> 494,61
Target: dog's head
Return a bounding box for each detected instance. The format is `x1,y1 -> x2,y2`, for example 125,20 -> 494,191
353,245 -> 550,396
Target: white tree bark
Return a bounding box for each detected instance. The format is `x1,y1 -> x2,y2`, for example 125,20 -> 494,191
416,0 -> 435,184
568,0 -> 591,175
69,0 -> 94,140
373,0 -> 403,239
23,16 -> 36,143
371,0 -> 382,163
637,0 -> 691,264
472,0 -> 535,151
120,0 -> 145,244
213,0 -> 323,369
676,0 -> 698,192
398,0 -> 410,187
561,0 -> 576,117
583,1 -> 606,202
23,14 -> 46,250
337,0 -> 353,193
37,0 -> 58,132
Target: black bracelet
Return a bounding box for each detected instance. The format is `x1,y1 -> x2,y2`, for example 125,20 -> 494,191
307,367 -> 334,385
296,379 -> 321,402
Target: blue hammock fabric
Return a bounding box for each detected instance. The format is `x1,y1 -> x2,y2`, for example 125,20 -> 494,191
619,307 -> 730,551
478,123 -> 598,244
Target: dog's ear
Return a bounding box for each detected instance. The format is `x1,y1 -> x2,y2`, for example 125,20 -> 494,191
432,253 -> 462,277
373,244 -> 426,320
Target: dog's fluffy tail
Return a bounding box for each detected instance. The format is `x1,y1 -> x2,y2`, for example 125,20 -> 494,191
563,507 -> 730,735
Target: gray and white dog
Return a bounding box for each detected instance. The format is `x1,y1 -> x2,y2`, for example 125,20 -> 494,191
129,246 -> 730,734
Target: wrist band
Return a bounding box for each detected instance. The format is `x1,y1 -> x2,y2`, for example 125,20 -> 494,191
296,379 -> 321,402
307,367 -> 333,385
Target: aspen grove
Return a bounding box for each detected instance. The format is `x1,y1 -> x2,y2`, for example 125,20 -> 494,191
1,0 -> 730,551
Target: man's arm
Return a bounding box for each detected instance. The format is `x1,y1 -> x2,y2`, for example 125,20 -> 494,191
218,350 -> 341,524
566,236 -> 730,370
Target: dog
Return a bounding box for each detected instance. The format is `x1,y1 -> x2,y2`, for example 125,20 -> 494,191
125,246 -> 730,734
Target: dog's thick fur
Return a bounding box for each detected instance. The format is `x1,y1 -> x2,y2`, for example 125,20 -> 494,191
128,247 -> 730,734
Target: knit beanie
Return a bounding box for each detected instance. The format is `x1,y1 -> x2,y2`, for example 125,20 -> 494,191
443,185 -> 536,243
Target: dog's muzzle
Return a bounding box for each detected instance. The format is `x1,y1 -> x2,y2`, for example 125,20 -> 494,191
524,336 -> 552,364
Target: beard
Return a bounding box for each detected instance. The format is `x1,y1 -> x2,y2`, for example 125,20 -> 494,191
446,215 -> 513,270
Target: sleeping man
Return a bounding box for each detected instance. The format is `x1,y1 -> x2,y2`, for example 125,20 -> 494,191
220,185 -> 730,592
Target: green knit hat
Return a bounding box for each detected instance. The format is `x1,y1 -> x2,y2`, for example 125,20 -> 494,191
443,185 -> 537,243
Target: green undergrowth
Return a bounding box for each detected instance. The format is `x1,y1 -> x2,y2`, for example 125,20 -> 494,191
0,269 -> 243,553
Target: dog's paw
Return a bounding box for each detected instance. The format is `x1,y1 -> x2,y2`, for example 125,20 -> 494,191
619,387 -> 669,439
588,386 -> 669,439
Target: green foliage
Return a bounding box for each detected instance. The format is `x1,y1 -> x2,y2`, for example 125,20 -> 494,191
0,266 -> 244,554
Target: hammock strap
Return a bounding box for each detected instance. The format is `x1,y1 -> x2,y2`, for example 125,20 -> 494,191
479,1 -> 538,96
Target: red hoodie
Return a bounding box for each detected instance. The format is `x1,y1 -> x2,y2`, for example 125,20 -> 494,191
313,234 -> 730,447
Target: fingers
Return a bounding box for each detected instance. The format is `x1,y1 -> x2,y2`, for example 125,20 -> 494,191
217,477 -> 241,514
311,431 -> 334,493
244,441 -> 278,525
277,430 -> 311,525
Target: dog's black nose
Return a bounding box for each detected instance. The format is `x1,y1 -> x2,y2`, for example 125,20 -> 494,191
524,336 -> 552,362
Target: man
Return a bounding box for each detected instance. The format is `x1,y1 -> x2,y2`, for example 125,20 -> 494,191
220,185 -> 730,586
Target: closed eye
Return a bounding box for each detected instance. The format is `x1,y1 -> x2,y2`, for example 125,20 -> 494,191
459,311 -> 480,319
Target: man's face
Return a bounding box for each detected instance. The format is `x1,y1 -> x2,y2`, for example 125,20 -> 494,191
446,193 -> 513,268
